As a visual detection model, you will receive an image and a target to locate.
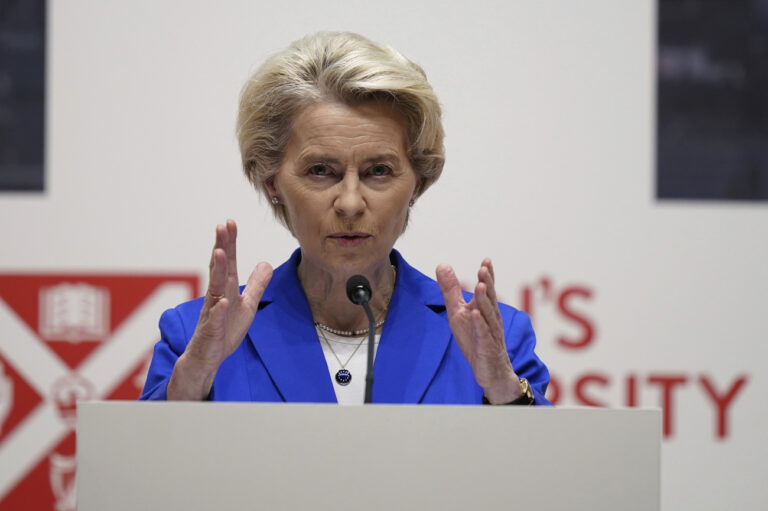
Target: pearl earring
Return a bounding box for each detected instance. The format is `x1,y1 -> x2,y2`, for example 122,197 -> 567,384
271,197 -> 280,205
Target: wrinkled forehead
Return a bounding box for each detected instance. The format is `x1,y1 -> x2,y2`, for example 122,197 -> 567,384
284,101 -> 409,164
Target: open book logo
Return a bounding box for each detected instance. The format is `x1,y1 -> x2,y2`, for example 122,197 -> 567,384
38,283 -> 110,342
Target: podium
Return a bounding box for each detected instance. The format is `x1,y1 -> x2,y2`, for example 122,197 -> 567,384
77,402 -> 660,510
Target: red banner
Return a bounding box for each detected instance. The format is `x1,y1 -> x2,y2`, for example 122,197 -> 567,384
0,274 -> 197,510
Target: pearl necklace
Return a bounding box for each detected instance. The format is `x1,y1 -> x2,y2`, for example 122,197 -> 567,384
314,319 -> 385,337
312,265 -> 396,337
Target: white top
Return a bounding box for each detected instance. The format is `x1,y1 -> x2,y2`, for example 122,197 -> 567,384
316,327 -> 381,405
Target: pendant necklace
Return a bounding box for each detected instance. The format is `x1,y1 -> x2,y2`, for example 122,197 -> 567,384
312,264 -> 395,385
316,326 -> 366,386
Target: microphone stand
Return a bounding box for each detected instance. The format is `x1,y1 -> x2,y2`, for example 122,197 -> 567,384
361,301 -> 376,404
346,275 -> 376,404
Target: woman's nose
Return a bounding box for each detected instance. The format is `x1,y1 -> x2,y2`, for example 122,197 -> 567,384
333,173 -> 365,217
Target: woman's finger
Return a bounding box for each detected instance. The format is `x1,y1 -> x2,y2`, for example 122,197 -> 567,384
203,248 -> 228,314
476,262 -> 503,327
484,258 -> 495,282
240,262 -> 273,312
209,224 -> 226,269
225,219 -> 238,279
477,263 -> 499,308
436,263 -> 466,317
473,281 -> 504,338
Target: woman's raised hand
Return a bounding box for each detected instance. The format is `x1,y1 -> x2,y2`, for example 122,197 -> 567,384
436,259 -> 522,404
167,220 -> 273,400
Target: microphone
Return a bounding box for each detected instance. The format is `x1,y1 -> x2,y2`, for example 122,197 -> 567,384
346,275 -> 376,403
346,275 -> 372,305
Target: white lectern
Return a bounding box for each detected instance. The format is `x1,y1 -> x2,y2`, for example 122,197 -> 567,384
77,402 -> 660,510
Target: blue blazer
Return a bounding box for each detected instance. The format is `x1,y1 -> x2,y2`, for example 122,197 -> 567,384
140,250 -> 552,405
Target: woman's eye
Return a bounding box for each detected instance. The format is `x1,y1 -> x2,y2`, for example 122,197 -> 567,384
369,164 -> 392,177
308,164 -> 332,177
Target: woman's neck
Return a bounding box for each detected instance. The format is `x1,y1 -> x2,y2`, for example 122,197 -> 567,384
297,256 -> 396,334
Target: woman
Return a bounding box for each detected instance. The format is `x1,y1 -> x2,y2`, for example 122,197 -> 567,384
140,32 -> 551,405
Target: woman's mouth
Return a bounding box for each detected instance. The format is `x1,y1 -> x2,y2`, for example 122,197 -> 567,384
328,233 -> 372,247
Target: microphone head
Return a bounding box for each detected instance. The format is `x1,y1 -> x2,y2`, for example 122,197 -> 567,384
346,275 -> 372,305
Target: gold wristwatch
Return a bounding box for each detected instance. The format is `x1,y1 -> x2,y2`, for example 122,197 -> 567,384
481,378 -> 535,405
515,377 -> 534,405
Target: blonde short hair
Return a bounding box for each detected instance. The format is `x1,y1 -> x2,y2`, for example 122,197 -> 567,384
237,32 -> 445,227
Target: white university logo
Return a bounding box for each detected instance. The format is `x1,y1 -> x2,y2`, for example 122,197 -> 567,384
38,283 -> 110,342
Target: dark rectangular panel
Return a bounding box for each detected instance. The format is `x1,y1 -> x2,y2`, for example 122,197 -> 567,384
656,0 -> 768,201
0,0 -> 45,192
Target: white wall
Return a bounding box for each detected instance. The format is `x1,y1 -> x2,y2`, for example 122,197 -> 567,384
1,1 -> 766,509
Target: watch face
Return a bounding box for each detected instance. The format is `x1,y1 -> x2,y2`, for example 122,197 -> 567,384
519,378 -> 534,403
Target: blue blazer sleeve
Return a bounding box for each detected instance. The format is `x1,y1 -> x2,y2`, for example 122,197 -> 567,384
140,306 -> 196,401
503,306 -> 552,406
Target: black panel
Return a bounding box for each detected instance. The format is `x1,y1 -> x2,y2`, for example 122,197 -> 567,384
656,0 -> 768,200
0,0 -> 45,192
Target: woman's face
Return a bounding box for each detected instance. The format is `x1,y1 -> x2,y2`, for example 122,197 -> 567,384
269,100 -> 418,276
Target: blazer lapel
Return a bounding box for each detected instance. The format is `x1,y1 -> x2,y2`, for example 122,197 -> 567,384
245,251 -> 336,403
373,252 -> 453,404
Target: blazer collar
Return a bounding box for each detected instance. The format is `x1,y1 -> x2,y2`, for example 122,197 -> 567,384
246,250 -> 336,403
246,249 -> 452,403
373,250 -> 452,403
